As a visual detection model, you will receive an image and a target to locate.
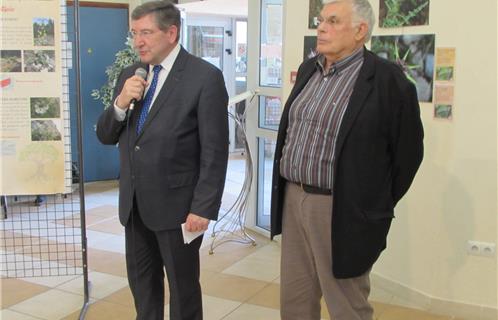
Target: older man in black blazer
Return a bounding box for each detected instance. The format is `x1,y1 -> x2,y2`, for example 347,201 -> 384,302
270,0 -> 423,319
97,1 -> 228,319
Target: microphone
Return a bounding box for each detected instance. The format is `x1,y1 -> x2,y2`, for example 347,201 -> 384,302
129,67 -> 148,111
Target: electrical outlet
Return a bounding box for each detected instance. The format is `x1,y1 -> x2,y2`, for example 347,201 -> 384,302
467,241 -> 496,257
481,242 -> 496,257
467,241 -> 481,256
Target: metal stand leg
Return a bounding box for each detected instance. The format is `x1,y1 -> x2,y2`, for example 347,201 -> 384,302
1,195 -> 7,220
209,111 -> 257,254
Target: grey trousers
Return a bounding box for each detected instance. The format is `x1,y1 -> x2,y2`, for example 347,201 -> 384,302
280,183 -> 373,320
125,206 -> 203,320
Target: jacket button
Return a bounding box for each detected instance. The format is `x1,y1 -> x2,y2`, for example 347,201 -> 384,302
134,146 -> 140,151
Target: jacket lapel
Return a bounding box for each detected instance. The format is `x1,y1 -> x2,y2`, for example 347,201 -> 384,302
135,47 -> 188,141
334,49 -> 375,157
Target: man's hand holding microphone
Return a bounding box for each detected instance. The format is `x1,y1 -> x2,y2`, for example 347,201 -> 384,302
116,68 -> 148,111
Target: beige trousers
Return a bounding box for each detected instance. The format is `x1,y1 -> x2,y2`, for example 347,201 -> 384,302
280,183 -> 373,320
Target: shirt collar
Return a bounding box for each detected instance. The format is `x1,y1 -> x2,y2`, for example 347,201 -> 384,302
316,46 -> 364,76
150,43 -> 181,73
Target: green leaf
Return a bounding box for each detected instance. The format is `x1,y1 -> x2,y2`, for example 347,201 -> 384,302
92,38 -> 139,109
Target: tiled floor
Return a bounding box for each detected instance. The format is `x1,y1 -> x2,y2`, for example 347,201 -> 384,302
1,156 -> 467,319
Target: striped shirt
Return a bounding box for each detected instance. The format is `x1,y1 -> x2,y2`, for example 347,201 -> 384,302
280,47 -> 364,190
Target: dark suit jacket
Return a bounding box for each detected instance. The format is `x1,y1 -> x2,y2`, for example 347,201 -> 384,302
97,47 -> 229,231
270,48 -> 424,278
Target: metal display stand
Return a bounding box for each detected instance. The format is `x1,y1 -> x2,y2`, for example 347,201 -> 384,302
1,195 -> 7,220
209,91 -> 258,254
72,0 -> 90,317
0,0 -> 89,318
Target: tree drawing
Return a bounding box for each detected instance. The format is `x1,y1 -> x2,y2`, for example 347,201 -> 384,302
19,143 -> 59,183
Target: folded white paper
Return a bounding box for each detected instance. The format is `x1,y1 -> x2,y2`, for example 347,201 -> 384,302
181,223 -> 204,244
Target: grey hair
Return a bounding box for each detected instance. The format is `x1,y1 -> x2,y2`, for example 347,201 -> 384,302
322,0 -> 375,42
131,0 -> 181,42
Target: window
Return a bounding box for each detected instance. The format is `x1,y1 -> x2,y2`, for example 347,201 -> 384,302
257,137 -> 276,230
259,0 -> 282,87
187,26 -> 224,69
258,96 -> 282,130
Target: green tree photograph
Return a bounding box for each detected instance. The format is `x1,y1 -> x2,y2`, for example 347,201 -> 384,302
33,17 -> 55,46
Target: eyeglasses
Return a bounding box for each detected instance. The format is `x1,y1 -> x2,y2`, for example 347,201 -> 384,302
128,29 -> 156,39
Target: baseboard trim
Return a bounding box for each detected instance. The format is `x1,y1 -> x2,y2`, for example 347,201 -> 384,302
370,273 -> 497,320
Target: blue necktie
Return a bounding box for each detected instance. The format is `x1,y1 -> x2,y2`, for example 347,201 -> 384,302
137,65 -> 162,134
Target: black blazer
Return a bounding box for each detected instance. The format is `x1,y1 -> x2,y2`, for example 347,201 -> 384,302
97,47 -> 229,231
270,48 -> 424,278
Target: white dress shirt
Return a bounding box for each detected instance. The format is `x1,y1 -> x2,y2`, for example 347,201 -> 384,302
113,43 -> 181,121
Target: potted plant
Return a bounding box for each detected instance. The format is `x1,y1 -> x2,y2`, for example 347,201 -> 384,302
91,39 -> 139,109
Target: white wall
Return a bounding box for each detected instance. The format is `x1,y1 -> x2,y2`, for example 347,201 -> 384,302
281,0 -> 497,317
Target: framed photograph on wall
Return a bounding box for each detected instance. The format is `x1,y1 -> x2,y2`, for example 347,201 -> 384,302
308,0 -> 322,29
371,34 -> 435,102
303,36 -> 318,61
379,0 -> 430,28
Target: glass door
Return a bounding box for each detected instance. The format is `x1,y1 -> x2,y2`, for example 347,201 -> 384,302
234,20 -> 248,151
187,25 -> 225,70
245,0 -> 283,233
185,17 -> 239,151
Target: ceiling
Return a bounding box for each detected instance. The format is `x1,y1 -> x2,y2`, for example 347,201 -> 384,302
177,0 -> 248,18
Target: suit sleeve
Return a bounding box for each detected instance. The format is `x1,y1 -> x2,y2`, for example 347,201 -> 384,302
190,67 -> 229,220
96,69 -> 128,145
391,81 -> 424,204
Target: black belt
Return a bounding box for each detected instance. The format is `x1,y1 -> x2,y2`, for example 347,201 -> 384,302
293,182 -> 331,195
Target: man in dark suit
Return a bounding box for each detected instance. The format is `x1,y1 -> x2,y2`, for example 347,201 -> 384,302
96,1 -> 228,319
270,0 -> 423,319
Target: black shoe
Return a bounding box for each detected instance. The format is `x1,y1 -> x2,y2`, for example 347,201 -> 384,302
34,195 -> 46,206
